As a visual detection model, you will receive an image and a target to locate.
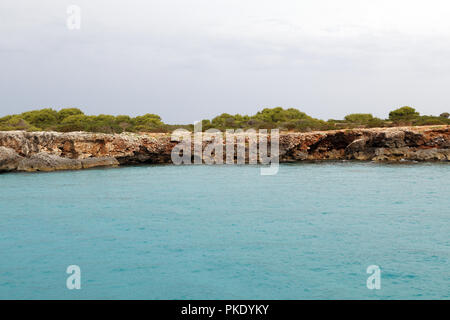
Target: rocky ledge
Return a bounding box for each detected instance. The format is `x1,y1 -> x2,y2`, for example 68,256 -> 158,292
0,126 -> 449,172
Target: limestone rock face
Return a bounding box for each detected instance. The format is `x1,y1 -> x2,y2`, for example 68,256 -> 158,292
81,157 -> 119,169
0,125 -> 449,173
17,152 -> 83,172
0,146 -> 23,172
14,153 -> 120,172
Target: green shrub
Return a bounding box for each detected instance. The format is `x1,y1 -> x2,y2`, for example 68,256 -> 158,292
344,113 -> 374,123
20,108 -> 58,129
413,116 -> 449,126
133,114 -> 164,132
115,115 -> 133,131
59,114 -> 93,132
0,115 -> 36,131
389,106 -> 420,121
0,106 -> 448,133
57,108 -> 84,121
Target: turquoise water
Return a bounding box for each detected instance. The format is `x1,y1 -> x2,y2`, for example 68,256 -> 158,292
0,163 -> 449,299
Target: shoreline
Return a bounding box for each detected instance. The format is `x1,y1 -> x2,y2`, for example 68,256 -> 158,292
1,125 -> 449,173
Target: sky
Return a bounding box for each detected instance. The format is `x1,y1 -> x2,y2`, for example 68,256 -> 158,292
1,0 -> 450,123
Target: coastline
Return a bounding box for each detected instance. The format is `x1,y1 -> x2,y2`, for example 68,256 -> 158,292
1,125 -> 449,173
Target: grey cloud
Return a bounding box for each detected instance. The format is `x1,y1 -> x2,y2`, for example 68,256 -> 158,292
1,0 -> 450,123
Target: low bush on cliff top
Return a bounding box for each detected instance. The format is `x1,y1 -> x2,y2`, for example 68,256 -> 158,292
387,106 -> 450,126
0,108 -> 170,134
0,106 -> 449,133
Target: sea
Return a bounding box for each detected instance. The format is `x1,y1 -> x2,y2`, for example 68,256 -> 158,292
0,162 -> 449,299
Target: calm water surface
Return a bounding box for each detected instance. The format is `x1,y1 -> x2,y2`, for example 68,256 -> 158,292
0,163 -> 449,299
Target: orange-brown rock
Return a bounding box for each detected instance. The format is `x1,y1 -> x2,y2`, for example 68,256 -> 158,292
0,125 -> 449,172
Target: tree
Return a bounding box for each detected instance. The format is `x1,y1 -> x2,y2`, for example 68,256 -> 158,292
88,114 -> 122,133
252,107 -> 311,124
21,108 -> 58,129
344,113 -> 374,123
57,108 -> 84,121
60,114 -> 92,131
284,108 -> 310,121
115,115 -> 133,131
388,106 -> 420,121
211,113 -> 238,128
133,114 -> 164,131
440,112 -> 449,118
0,115 -> 36,131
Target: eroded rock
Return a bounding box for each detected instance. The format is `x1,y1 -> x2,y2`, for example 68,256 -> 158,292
17,152 -> 82,172
0,146 -> 23,172
81,157 -> 119,169
0,125 -> 449,173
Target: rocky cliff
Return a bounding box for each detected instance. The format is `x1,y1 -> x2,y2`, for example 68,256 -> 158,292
0,125 -> 449,172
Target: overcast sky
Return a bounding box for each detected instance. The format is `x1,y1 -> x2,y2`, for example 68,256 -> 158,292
1,0 -> 450,123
